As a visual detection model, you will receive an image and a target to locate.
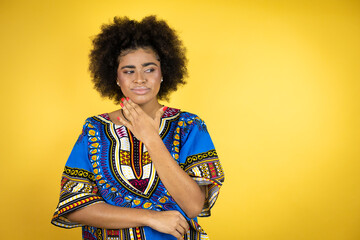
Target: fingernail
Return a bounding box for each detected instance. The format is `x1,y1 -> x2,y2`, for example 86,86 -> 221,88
120,102 -> 124,107
126,97 -> 129,101
121,98 -> 125,102
163,106 -> 168,111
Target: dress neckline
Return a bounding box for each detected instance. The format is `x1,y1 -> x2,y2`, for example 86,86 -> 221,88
98,106 -> 181,127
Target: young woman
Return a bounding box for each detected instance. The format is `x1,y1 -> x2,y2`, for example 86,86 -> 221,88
51,16 -> 224,240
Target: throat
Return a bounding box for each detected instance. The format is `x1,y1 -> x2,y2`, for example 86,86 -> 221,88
139,101 -> 162,119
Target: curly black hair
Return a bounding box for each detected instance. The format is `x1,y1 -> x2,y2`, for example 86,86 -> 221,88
89,15 -> 188,103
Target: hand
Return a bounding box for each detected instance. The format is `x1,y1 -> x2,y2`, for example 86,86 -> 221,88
117,98 -> 165,144
147,210 -> 190,240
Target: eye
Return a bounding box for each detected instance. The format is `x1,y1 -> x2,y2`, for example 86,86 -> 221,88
144,68 -> 155,73
123,70 -> 134,74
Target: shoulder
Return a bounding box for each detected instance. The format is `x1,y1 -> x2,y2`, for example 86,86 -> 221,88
162,107 -> 207,129
162,106 -> 202,121
178,111 -> 208,134
179,111 -> 203,122
83,113 -> 110,125
78,114 -> 110,134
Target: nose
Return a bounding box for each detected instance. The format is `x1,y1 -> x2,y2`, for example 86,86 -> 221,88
134,71 -> 146,83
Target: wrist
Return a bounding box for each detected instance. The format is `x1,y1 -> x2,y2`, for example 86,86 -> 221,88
141,209 -> 156,227
143,133 -> 162,149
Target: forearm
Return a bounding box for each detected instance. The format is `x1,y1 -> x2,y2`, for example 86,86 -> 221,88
117,100 -> 205,218
66,202 -> 152,229
145,135 -> 205,218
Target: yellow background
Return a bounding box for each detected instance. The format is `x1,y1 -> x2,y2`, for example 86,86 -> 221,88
1,0 -> 359,239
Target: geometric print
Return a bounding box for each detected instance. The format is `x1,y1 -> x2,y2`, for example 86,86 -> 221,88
180,149 -> 225,218
170,114 -> 208,163
181,149 -> 224,182
52,166 -> 104,229
52,107 -> 224,240
119,151 -> 152,166
63,166 -> 96,182
83,226 -> 146,240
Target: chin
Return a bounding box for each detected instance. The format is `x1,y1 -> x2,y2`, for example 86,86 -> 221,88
129,95 -> 155,105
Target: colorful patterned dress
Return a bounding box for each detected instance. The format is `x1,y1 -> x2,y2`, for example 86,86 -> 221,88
51,107 -> 224,240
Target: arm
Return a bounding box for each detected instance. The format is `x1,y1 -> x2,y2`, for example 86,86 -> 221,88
66,202 -> 189,239
145,135 -> 206,218
119,100 -> 206,218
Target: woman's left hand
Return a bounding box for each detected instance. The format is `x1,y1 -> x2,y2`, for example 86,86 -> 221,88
117,98 -> 165,145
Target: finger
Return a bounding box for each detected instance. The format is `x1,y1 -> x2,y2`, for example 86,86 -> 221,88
126,98 -> 143,114
124,104 -> 138,122
118,116 -> 129,128
120,108 -> 133,125
175,227 -> 187,240
121,98 -> 138,121
155,106 -> 166,120
181,218 -> 191,233
124,98 -> 140,112
177,221 -> 189,236
117,116 -> 130,127
176,227 -> 185,237
171,230 -> 182,240
154,109 -> 163,127
120,98 -> 135,122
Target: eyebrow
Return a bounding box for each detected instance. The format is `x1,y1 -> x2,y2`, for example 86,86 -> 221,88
120,62 -> 158,70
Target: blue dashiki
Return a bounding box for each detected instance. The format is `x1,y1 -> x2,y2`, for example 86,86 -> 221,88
51,107 -> 224,240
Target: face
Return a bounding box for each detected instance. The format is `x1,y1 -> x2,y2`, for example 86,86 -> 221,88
116,48 -> 162,106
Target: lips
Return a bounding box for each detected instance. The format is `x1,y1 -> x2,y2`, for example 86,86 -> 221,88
131,87 -> 150,95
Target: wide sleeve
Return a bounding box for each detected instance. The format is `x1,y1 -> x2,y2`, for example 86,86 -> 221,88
177,114 -> 225,217
51,119 -> 104,228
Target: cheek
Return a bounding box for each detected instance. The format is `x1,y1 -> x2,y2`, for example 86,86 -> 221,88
156,69 -> 162,79
153,70 -> 162,84
117,78 -> 129,94
152,77 -> 161,89
117,74 -> 129,86
118,83 -> 129,94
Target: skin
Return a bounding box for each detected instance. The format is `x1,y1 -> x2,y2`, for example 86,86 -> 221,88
66,48 -> 206,239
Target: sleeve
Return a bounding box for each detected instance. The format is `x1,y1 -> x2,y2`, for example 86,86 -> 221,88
177,114 -> 225,217
51,119 -> 105,228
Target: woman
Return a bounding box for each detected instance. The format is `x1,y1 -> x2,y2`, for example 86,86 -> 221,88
51,16 -> 224,240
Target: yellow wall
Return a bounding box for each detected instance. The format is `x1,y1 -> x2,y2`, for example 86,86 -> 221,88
1,0 -> 359,239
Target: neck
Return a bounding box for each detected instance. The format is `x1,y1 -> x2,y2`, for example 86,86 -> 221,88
138,99 -> 162,119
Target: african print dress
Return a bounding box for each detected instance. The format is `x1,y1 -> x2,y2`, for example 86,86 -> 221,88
51,107 -> 224,240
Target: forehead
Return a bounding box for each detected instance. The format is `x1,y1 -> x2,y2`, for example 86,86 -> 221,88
118,48 -> 159,65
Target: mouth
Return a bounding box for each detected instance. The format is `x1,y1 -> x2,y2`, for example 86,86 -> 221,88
131,87 -> 150,95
